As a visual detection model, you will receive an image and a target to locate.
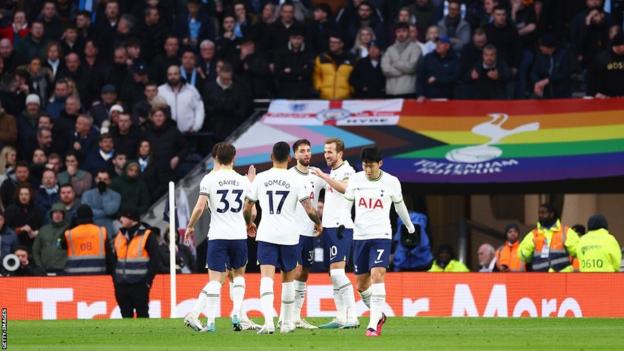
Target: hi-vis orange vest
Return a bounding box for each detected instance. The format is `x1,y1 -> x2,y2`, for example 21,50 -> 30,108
114,228 -> 152,284
531,225 -> 571,272
65,224 -> 107,274
495,241 -> 525,272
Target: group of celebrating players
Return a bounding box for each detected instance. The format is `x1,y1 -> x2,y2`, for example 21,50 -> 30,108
183,137 -> 415,337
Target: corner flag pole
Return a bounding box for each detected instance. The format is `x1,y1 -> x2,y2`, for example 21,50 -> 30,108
168,181 -> 177,318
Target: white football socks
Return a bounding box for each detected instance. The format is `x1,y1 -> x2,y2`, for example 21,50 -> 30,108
294,280 -> 306,322
231,276 -> 245,318
330,269 -> 356,323
191,280 -> 220,319
281,281 -> 295,327
204,280 -> 222,325
359,285 -> 373,309
367,283 -> 386,330
260,277 -> 275,327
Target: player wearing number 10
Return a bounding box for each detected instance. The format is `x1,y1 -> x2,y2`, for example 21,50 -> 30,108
244,141 -> 322,334
184,143 -> 256,333
340,147 -> 416,337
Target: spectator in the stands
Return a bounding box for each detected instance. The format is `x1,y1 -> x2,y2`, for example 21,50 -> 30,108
111,153 -> 127,179
477,243 -> 498,272
15,20 -> 47,61
84,134 -> 115,176
110,113 -> 140,159
428,244 -> 469,272
411,0 -> 437,42
69,114 -> 98,164
587,32 -> 624,98
57,152 -> 92,197
269,2 -> 306,58
203,63 -> 251,141
90,84 -> 119,129
0,101 -> 17,150
0,10 -> 29,45
132,81 -> 160,126
274,26 -> 315,99
81,169 -> 122,239
0,146 -> 16,186
420,25 -> 439,56
45,79 -> 70,119
308,3 -> 336,55
31,202 -> 67,274
351,26 -> 377,59
0,161 -> 32,209
0,210 -> 17,266
110,161 -> 151,215
17,95 -> 43,158
438,0 -> 470,52
35,168 -> 59,214
174,0 -> 214,50
56,52 -> 90,106
179,49 -> 206,93
141,106 -> 187,198
157,65 -> 205,134
26,57 -> 52,107
417,35 -> 460,100
55,183 -> 80,225
29,149 -> 48,186
43,41 -> 62,82
382,22 -> 422,98
150,36 -> 181,85
11,246 -> 43,276
233,1 -> 256,40
235,36 -> 272,99
216,14 -> 239,64
350,40 -> 386,98
197,40 -> 218,84
5,184 -> 44,250
531,34 -> 574,98
94,0 -> 121,57
136,139 -> 159,196
467,44 -> 512,99
313,33 -> 355,100
577,2 -> 612,67
39,1 -> 64,42
120,63 -> 150,111
343,1 -> 385,49
137,5 -> 167,64
485,6 -> 521,71
60,25 -> 82,56
511,0 -> 538,98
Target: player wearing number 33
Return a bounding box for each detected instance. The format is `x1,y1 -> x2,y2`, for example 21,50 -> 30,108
184,143 -> 258,333
338,147 -> 416,337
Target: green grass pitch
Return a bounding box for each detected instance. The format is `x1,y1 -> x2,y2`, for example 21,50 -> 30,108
8,317 -> 624,350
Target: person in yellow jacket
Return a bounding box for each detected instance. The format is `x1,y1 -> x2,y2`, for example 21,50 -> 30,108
518,203 -> 579,272
429,244 -> 470,272
313,33 -> 354,100
577,214 -> 621,272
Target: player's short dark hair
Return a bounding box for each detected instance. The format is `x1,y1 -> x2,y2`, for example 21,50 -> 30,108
212,142 -> 236,165
325,138 -> 345,153
272,141 -> 291,163
292,139 -> 311,152
361,147 -> 382,163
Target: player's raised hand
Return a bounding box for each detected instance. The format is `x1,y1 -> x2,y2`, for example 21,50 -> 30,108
309,167 -> 327,179
247,222 -> 257,238
247,164 -> 256,182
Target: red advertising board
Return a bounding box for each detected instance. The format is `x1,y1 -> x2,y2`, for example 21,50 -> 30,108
1,273 -> 622,320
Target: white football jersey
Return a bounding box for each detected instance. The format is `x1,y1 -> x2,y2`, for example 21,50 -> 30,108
321,160 -> 355,229
289,166 -> 324,237
343,171 -> 404,240
199,169 -> 252,240
247,168 -> 309,245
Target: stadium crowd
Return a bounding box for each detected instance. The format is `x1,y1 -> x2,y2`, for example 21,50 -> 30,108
0,0 -> 623,276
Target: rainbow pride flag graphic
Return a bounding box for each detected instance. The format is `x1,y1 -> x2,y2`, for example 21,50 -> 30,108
236,98 -> 624,184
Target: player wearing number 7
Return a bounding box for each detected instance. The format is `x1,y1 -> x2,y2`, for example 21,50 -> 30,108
184,143 -> 257,333
243,141 -> 322,334
339,147 -> 416,337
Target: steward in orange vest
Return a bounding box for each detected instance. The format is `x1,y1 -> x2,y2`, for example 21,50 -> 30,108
113,208 -> 160,318
495,224 -> 526,272
61,204 -> 112,275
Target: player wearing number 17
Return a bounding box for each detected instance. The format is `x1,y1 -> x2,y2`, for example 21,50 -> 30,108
339,147 -> 416,337
184,143 -> 256,333
243,142 -> 322,334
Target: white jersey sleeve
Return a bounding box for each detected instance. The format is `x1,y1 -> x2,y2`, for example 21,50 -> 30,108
255,168 -> 309,245
289,167 -> 323,237
321,160 -> 355,229
201,170 -> 250,240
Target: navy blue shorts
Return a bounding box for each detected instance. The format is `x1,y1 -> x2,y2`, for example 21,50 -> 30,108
206,239 -> 248,272
322,227 -> 353,264
353,239 -> 391,275
257,241 -> 298,272
298,236 -> 315,267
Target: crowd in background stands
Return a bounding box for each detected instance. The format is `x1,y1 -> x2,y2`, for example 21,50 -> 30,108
0,0 -> 623,276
